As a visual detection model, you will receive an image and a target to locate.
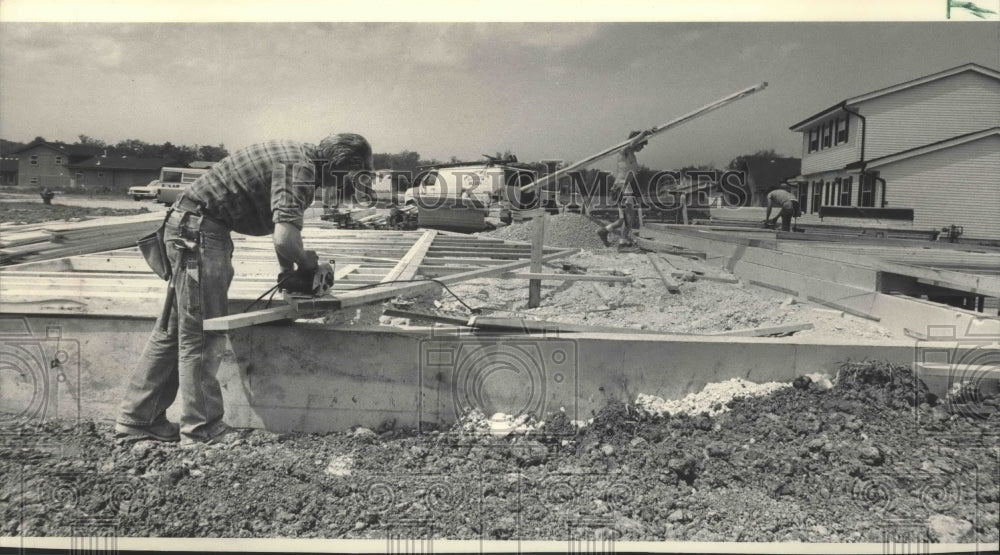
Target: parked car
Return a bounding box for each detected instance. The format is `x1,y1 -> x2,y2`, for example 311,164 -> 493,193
153,167 -> 209,206
128,180 -> 160,201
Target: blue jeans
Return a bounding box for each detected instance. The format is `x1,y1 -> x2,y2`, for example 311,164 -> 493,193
117,209 -> 235,441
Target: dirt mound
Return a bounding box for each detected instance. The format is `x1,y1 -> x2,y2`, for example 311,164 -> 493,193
2,363 -> 997,542
482,213 -> 610,250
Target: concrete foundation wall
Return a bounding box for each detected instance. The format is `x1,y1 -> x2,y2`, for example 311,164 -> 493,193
1,314 -> 945,433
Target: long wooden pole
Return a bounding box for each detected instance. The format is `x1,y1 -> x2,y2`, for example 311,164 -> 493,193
520,82 -> 768,193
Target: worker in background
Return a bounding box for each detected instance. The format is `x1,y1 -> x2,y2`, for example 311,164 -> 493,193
598,130 -> 651,248
40,187 -> 55,205
764,184 -> 801,232
116,134 -> 373,446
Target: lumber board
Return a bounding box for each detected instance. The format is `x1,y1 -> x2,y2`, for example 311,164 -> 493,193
806,296 -> 881,322
646,253 -> 681,293
528,211 -> 547,308
502,272 -> 633,283
381,229 -> 437,283
634,237 -> 707,258
914,362 -> 1000,380
877,260 -> 1000,297
587,282 -> 613,305
520,82 -> 767,193
0,231 -> 53,248
467,315 -> 671,335
747,279 -> 799,297
203,248 -> 579,330
710,322 -> 814,337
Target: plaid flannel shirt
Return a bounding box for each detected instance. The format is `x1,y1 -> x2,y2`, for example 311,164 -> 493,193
184,140 -> 318,236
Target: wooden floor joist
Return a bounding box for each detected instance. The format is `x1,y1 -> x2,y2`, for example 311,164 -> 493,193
0,219 -> 579,326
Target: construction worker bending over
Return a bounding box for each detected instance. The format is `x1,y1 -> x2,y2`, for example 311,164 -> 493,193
116,134 -> 373,446
598,130 -> 651,248
764,185 -> 800,232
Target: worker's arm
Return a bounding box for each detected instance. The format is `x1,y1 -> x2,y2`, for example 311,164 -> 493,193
764,196 -> 774,222
271,159 -> 319,272
274,222 -> 318,273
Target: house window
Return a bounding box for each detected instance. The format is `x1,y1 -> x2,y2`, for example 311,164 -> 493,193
29,155 -> 38,166
30,177 -> 39,184
840,176 -> 852,206
811,180 -> 822,213
835,117 -> 849,145
808,128 -> 819,153
860,176 -> 875,207
98,172 -> 104,177
798,183 -> 809,213
822,122 -> 833,149
55,156 -> 64,165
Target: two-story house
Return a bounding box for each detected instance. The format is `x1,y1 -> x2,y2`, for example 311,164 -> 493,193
788,63 -> 1000,240
11,141 -> 104,188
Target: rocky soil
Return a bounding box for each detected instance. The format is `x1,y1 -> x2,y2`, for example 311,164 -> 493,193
2,362 -> 997,543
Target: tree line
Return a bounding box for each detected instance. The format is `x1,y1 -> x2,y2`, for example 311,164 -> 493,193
0,136 -> 231,166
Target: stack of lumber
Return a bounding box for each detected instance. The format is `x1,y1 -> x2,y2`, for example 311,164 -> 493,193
0,212 -> 162,265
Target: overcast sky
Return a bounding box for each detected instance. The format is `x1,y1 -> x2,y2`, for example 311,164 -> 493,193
1,20 -> 998,171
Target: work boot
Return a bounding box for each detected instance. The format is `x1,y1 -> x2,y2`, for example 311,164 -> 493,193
597,228 -> 611,247
114,417 -> 180,442
180,424 -> 241,449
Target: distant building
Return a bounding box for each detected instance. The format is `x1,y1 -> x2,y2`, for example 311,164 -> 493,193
789,63 -> 1000,239
11,141 -> 103,188
0,156 -> 18,186
68,154 -> 175,192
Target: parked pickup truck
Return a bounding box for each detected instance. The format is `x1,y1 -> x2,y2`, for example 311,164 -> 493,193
153,167 -> 210,206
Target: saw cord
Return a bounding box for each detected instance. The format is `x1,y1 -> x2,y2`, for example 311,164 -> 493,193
242,276 -> 476,314
353,278 -> 477,313
243,274 -> 296,313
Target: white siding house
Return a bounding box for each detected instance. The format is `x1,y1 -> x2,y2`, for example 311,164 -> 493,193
788,63 -> 1000,240
872,130 -> 1000,239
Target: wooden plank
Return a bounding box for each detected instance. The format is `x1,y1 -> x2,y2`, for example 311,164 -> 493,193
877,260 -> 1000,297
381,309 -> 472,326
467,315 -> 673,335
519,82 -> 767,194
204,248 -> 579,330
710,322 -> 814,337
381,229 -> 437,283
588,282 -> 613,306
747,279 -> 799,297
635,236 -> 707,258
502,272 -> 633,283
914,362 -> 1000,380
646,253 -> 681,293
806,295 -> 881,322
528,211 -> 547,308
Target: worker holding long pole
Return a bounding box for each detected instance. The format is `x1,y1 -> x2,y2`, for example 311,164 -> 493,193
598,130 -> 651,248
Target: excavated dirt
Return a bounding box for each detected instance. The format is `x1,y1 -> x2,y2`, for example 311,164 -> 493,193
2,362 -> 997,542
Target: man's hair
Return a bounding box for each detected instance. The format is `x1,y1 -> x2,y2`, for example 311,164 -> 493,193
319,133 -> 373,171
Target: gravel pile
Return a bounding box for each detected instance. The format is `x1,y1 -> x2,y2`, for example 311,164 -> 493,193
635,378 -> 792,417
483,213 -> 610,250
